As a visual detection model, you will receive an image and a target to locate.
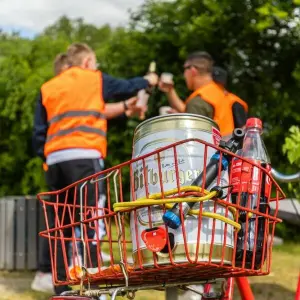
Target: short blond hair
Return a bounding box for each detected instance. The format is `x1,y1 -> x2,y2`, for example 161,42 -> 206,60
53,53 -> 68,75
67,43 -> 94,66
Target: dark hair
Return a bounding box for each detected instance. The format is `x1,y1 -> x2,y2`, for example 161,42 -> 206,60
212,66 -> 228,87
186,51 -> 214,74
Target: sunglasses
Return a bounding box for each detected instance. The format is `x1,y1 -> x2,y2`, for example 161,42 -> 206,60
183,65 -> 196,71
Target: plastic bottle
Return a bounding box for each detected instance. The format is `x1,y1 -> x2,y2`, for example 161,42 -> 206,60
136,61 -> 156,119
231,118 -> 271,269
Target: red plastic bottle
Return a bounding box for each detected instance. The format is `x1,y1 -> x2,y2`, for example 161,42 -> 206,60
231,118 -> 271,269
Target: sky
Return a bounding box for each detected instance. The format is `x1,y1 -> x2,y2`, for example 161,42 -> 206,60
0,0 -> 145,38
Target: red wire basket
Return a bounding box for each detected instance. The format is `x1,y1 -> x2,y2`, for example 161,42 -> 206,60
38,138 -> 285,288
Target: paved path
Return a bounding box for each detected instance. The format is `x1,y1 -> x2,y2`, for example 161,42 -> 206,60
270,198 -> 300,225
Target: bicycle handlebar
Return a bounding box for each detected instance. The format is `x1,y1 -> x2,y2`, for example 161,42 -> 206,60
271,168 -> 300,183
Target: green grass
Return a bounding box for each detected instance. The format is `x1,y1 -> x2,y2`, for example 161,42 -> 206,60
234,243 -> 300,300
1,218 -> 299,300
0,243 -> 299,299
272,242 -> 300,255
0,271 -> 52,300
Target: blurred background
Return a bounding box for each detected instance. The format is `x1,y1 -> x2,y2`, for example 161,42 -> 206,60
0,0 -> 299,299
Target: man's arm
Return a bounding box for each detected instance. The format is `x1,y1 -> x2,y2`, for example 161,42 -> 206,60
102,73 -> 149,101
32,91 -> 48,161
232,102 -> 247,128
104,102 -> 126,119
185,96 -> 214,119
165,88 -> 186,112
103,97 -> 143,120
158,81 -> 186,112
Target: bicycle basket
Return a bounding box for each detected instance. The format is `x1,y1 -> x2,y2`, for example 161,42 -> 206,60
38,138 -> 285,287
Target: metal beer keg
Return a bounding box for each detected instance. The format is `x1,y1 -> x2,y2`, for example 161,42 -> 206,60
130,114 -> 234,267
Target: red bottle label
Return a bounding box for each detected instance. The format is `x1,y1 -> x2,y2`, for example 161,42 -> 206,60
231,159 -> 271,197
212,127 -> 221,146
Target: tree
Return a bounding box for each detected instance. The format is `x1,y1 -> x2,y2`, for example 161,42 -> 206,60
0,17 -> 114,196
101,0 -> 300,184
283,126 -> 300,199
0,1 -> 300,197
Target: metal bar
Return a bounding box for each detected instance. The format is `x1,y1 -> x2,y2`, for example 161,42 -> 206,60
235,277 -> 254,300
16,198 -> 26,270
271,168 -> 300,183
223,278 -> 234,300
0,199 -> 6,269
27,199 -> 38,269
5,199 -> 15,270
61,279 -> 222,297
295,273 -> 300,300
111,287 -> 123,300
38,200 -> 46,270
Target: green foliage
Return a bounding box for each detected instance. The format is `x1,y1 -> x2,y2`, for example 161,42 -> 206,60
275,222 -> 300,242
282,126 -> 300,199
280,125 -> 300,242
0,17 -> 105,196
283,126 -> 300,166
0,1 -> 300,199
110,0 -> 300,173
256,2 -> 289,31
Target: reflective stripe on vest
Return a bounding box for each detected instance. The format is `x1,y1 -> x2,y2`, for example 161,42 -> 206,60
41,67 -> 107,157
48,110 -> 105,125
46,125 -> 107,142
185,81 -> 248,136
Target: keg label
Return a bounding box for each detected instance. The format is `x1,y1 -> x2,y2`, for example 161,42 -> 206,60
133,165 -> 202,192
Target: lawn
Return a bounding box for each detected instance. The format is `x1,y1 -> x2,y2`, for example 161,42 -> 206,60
0,243 -> 299,300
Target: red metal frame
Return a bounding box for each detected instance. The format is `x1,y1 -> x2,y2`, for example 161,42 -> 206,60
235,277 -> 254,300
38,138 -> 285,299
296,273 -> 300,300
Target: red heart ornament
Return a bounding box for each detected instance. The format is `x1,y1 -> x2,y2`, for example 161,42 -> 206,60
141,227 -> 167,252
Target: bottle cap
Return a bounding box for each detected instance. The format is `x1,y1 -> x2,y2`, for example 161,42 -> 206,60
246,118 -> 262,129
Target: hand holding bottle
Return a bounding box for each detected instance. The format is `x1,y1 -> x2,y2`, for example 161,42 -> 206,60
143,61 -> 158,86
137,62 -> 157,120
144,73 -> 159,86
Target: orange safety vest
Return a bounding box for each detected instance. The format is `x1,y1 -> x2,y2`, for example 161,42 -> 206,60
185,81 -> 248,136
41,67 -> 107,158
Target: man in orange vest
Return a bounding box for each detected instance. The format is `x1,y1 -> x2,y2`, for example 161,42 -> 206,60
32,52 -> 83,294
212,65 -> 248,130
159,51 -> 248,137
32,43 -> 157,295
32,52 -> 72,294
